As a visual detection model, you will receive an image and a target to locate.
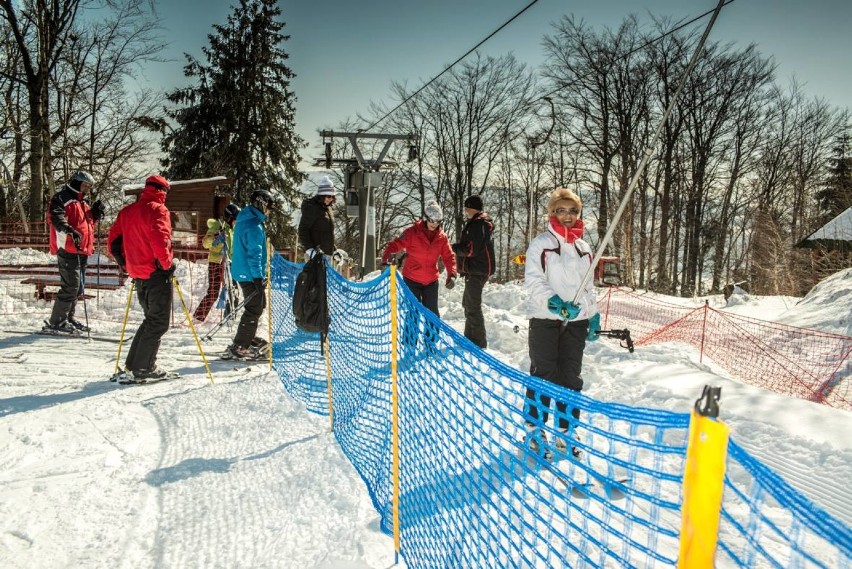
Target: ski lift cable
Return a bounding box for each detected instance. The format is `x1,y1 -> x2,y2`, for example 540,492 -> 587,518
572,0 -> 729,304
536,0 -> 737,104
362,0 -> 541,133
361,0 -> 737,134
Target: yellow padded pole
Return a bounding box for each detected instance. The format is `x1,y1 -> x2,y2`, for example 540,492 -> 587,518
678,405 -> 729,567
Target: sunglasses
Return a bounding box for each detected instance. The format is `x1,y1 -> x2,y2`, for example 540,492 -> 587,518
425,217 -> 442,225
555,207 -> 580,216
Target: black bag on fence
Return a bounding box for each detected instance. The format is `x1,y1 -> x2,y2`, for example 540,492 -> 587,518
293,252 -> 329,335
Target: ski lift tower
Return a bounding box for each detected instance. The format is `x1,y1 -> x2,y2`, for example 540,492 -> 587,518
318,130 -> 417,276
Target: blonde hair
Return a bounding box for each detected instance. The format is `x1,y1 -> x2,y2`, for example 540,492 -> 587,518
546,188 -> 583,214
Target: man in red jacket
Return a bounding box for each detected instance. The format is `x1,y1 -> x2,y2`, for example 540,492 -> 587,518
44,170 -> 104,333
107,175 -> 175,381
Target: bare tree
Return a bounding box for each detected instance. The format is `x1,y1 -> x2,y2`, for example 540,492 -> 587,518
0,0 -> 163,220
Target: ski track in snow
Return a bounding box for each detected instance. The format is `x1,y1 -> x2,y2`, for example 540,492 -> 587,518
0,334 -> 396,568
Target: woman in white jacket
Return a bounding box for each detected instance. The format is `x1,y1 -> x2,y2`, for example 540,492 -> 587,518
523,187 -> 601,461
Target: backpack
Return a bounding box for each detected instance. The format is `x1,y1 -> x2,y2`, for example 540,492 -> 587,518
293,252 -> 330,336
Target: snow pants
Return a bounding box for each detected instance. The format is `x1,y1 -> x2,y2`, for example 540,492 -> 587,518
125,270 -> 173,373
48,250 -> 86,326
524,317 -> 588,430
193,261 -> 224,322
462,275 -> 487,348
233,281 -> 266,348
403,277 -> 439,317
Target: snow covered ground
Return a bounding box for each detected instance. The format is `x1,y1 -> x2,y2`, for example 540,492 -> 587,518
0,266 -> 849,568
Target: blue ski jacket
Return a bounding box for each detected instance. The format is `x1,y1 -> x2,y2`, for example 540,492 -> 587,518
230,205 -> 268,283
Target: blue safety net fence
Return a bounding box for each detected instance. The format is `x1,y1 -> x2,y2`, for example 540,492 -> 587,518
268,254 -> 850,568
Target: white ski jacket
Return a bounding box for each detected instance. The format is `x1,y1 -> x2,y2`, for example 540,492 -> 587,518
524,227 -> 598,321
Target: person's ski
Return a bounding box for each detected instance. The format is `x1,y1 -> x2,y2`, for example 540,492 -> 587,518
110,370 -> 180,384
4,329 -> 134,344
518,442 -> 629,500
218,351 -> 267,362
544,455 -> 629,501
0,352 -> 27,363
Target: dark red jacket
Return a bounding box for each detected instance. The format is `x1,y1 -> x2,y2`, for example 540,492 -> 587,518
47,184 -> 95,255
107,187 -> 173,279
382,220 -> 457,285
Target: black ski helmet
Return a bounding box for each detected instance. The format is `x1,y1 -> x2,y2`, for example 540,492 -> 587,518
68,170 -> 95,191
250,189 -> 274,211
223,203 -> 240,223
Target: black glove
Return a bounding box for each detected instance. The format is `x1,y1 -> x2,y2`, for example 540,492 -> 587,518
167,263 -> 177,276
445,275 -> 457,290
253,278 -> 267,294
91,199 -> 105,222
70,229 -> 82,249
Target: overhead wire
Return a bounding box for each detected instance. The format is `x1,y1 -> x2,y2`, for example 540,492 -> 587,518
537,0 -> 737,102
361,0 -> 541,132
360,0 -> 737,133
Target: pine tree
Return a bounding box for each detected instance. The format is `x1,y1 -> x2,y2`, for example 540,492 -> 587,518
817,130 -> 852,223
162,0 -> 304,244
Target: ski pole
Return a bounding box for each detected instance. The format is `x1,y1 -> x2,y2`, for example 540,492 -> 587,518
114,280 -> 135,374
201,288 -> 258,342
79,261 -> 90,340
173,276 -> 215,384
95,221 -> 101,305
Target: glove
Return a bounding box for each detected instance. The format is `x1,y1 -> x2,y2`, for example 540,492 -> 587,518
587,313 -> 601,341
445,275 -> 457,290
547,295 -> 563,316
70,229 -> 82,249
91,199 -> 105,222
560,301 -> 581,320
212,233 -> 225,246
253,278 -> 267,294
167,263 -> 177,276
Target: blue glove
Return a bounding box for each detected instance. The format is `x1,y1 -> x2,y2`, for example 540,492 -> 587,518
560,301 -> 581,320
212,233 -> 225,246
547,295 -> 563,316
587,313 -> 601,341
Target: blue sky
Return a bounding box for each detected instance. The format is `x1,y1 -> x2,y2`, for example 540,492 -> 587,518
141,0 -> 851,163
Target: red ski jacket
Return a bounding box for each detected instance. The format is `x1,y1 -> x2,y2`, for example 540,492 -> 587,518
381,219 -> 457,285
107,187 -> 173,279
47,184 -> 95,255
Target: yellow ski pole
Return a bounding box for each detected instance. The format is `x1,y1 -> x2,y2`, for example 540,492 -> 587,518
113,281 -> 135,375
172,276 -> 215,384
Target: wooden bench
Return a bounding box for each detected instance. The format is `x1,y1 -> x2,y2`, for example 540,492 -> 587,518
2,263 -> 127,300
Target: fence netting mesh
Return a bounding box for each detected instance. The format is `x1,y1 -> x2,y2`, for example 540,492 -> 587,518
268,256 -> 850,568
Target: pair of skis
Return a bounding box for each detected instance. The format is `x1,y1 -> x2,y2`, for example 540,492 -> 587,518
519,444 -> 629,501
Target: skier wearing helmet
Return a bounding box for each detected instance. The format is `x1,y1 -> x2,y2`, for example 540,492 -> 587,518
226,189 -> 274,360
44,170 -> 104,334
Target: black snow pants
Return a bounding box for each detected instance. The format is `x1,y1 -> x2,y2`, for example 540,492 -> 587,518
48,250 -> 86,326
524,317 -> 588,430
125,270 -> 172,373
